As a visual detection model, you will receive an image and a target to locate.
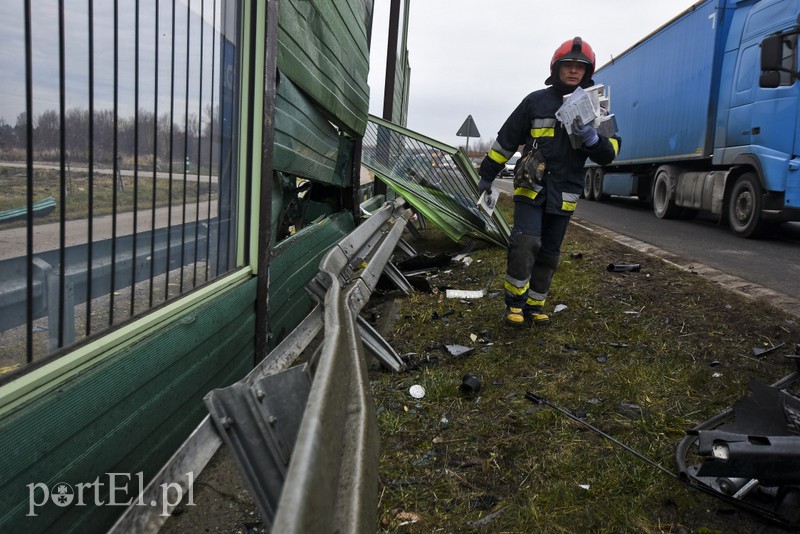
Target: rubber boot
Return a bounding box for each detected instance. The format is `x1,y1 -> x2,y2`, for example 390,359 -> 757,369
505,307 -> 526,328
524,299 -> 550,326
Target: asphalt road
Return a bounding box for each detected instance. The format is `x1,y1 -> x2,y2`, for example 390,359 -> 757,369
492,177 -> 800,313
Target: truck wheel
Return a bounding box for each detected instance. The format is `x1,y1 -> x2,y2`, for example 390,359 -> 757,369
727,173 -> 764,238
583,168 -> 595,200
592,169 -> 608,201
652,166 -> 681,219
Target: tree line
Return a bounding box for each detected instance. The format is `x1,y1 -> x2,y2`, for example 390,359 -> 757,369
0,105 -> 221,170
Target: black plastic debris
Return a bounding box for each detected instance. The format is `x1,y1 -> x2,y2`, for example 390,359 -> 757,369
406,274 -> 434,293
570,252 -> 583,259
397,253 -> 452,271
607,262 -> 641,272
459,374 -> 482,397
709,359 -> 721,367
752,342 -> 785,357
596,353 -> 608,364
431,308 -> 455,320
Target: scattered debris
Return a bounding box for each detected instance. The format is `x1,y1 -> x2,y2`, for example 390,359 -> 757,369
553,303 -> 568,313
445,288 -> 485,299
459,374 -> 482,398
444,344 -> 475,357
595,353 -> 608,364
395,511 -> 420,526
397,253 -> 452,271
709,359 -> 721,367
578,484 -> 591,490
467,507 -> 505,528
431,308 -> 455,320
619,402 -> 642,416
752,342 -> 785,357
607,262 -> 641,272
409,384 -> 426,399
570,252 -> 583,259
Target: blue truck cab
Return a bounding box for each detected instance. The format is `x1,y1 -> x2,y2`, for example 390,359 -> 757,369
587,0 -> 800,237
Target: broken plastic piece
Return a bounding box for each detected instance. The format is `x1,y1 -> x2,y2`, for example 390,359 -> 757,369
445,289 -> 485,299
607,262 -> 641,272
752,342 -> 785,357
445,344 -> 475,357
409,384 -> 426,399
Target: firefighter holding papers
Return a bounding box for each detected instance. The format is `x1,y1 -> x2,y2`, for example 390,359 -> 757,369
477,37 -> 621,327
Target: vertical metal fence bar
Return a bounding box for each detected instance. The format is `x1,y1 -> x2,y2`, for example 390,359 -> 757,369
24,0 -> 34,363
86,0 -> 96,335
166,0 -> 177,302
205,0 -> 218,282
109,0 -> 119,325
180,1 -> 191,293
149,0 -> 161,308
131,0 -> 141,317
58,0 -> 67,348
193,0 -> 205,287
242,0 -> 257,268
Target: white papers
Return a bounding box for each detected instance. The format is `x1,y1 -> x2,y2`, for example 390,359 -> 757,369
477,188 -> 500,216
556,86 -> 599,135
557,84 -> 617,148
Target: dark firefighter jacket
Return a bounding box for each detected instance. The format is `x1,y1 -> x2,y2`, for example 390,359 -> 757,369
478,86 -> 621,215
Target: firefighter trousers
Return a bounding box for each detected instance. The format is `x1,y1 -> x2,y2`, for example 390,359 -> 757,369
504,201 -> 570,308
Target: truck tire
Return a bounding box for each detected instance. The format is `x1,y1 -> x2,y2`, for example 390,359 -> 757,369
583,168 -> 595,200
592,168 -> 608,201
652,165 -> 681,219
727,172 -> 764,238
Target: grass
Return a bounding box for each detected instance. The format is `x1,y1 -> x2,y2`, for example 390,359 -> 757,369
368,195 -> 799,533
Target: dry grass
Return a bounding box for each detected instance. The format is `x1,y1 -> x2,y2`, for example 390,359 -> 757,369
367,195 -> 799,533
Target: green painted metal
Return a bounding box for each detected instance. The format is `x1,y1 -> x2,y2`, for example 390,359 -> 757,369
268,212 -> 355,347
274,74 -> 343,184
277,0 -> 373,135
0,280 -> 257,533
362,116 -> 511,247
0,196 -> 56,223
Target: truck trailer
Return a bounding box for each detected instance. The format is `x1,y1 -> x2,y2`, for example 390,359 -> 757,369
585,0 -> 800,238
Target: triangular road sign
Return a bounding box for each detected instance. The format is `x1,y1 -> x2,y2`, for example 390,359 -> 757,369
456,115 -> 481,138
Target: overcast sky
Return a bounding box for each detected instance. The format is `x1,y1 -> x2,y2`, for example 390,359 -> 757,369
368,0 -> 701,150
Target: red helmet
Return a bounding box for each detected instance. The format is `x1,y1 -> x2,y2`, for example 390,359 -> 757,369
549,37 -> 596,80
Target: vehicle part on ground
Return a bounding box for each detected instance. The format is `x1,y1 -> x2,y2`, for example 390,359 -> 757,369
676,356 -> 800,529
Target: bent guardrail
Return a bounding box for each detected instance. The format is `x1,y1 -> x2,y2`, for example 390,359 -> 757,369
110,197 -> 411,533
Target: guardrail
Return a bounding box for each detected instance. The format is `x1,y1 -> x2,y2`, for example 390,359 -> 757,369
0,222 -> 216,354
110,197 -> 412,533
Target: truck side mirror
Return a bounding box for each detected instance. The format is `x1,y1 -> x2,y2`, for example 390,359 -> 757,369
759,71 -> 781,88
760,34 -> 784,70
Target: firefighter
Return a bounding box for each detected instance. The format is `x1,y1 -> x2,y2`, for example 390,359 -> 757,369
477,37 -> 621,327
